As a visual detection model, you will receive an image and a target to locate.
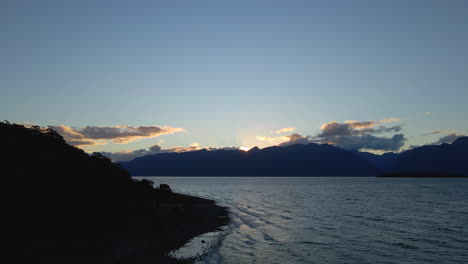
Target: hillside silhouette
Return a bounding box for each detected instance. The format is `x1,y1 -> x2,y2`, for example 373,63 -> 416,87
1,122 -> 228,263
122,138 -> 468,177
384,137 -> 468,176
123,143 -> 381,176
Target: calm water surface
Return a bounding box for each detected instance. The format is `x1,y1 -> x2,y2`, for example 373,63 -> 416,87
142,177 -> 468,264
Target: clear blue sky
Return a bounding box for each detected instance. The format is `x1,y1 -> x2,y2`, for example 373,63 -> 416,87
2,0 -> 468,153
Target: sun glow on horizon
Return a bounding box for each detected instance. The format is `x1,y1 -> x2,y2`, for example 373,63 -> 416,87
240,146 -> 251,151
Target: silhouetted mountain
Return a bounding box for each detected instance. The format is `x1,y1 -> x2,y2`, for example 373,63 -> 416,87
357,137 -> 468,176
388,137 -> 468,176
122,137 -> 468,177
1,122 -> 227,263
248,146 -> 261,153
123,143 -> 381,176
355,151 -> 399,171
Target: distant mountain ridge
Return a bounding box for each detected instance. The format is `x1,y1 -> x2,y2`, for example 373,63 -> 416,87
122,137 -> 468,177
123,143 -> 380,176
387,137 -> 468,175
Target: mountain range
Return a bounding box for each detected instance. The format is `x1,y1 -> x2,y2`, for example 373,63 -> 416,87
122,137 -> 468,177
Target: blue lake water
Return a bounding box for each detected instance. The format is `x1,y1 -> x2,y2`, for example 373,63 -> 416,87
141,177 -> 468,264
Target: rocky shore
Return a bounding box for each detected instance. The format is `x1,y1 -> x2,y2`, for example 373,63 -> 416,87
86,187 -> 230,264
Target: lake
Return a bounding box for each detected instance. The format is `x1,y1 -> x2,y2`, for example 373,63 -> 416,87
140,177 -> 468,264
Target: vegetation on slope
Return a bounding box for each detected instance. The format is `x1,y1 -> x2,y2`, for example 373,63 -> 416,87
1,122 -> 227,263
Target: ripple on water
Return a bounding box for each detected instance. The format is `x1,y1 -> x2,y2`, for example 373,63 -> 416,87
145,177 -> 468,264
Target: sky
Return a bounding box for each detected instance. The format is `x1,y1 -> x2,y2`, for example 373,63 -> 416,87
2,0 -> 468,160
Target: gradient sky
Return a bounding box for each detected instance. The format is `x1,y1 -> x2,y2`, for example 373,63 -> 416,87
2,0 -> 468,154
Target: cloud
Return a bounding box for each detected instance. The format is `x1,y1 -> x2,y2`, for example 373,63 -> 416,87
343,120 -> 378,128
434,133 -> 466,145
270,132 -> 406,152
410,133 -> 466,149
275,127 -> 296,134
205,146 -> 240,151
371,126 -> 402,134
257,118 -> 406,152
257,133 -> 314,147
321,134 -> 406,151
162,144 -> 200,154
52,125 -> 106,146
318,119 -> 402,137
316,119 -> 405,151
278,133 -> 313,147
424,129 -> 457,135
256,135 -> 290,143
102,143 -> 240,161
319,122 -> 355,137
380,117 -> 401,123
52,125 -> 184,147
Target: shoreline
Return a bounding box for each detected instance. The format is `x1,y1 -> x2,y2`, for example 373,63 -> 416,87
378,172 -> 468,178
98,191 -> 230,264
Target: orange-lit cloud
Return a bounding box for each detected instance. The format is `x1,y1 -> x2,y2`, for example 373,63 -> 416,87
256,134 -> 313,146
379,117 -> 401,123
342,120 -> 377,128
278,133 -> 313,147
256,135 -> 290,143
275,127 -> 296,134
164,143 -> 200,153
52,125 -> 184,147
425,129 -> 457,135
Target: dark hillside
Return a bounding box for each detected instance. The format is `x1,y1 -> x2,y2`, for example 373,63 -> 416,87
1,122 -> 227,263
124,143 -> 380,176
391,137 -> 468,176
